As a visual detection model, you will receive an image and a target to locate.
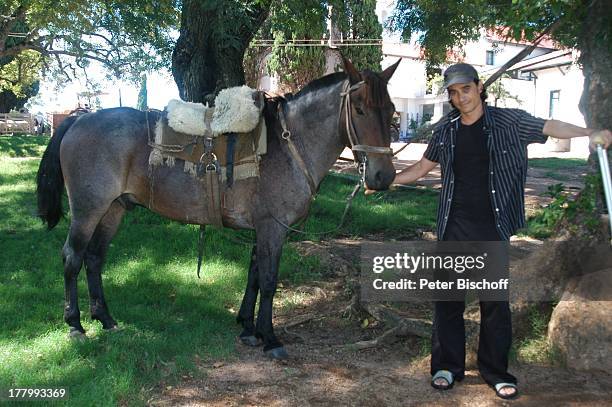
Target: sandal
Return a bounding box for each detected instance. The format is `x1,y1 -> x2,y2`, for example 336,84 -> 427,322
494,382 -> 519,400
431,370 -> 455,390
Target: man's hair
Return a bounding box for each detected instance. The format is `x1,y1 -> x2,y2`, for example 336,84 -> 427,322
447,79 -> 487,110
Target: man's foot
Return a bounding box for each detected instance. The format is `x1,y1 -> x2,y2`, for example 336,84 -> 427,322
494,383 -> 518,400
431,370 -> 455,390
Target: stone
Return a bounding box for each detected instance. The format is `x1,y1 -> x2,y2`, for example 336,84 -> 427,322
547,268 -> 612,372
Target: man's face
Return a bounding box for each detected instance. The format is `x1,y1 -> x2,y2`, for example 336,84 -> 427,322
447,81 -> 483,116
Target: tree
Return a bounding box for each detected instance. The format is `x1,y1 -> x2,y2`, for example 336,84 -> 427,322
0,50 -> 41,112
136,74 -> 147,111
338,0 -> 383,72
388,0 -> 612,356
173,0 -> 383,100
484,74 -> 522,107
0,1 -> 179,92
388,0 -> 610,130
247,0 -> 383,93
171,0 -> 272,103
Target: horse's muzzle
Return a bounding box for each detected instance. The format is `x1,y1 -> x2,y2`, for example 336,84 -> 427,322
364,157 -> 395,191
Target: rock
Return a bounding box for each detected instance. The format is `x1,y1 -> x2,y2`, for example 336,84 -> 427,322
547,268 -> 612,372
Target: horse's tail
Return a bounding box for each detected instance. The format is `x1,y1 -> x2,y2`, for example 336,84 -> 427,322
36,115 -> 79,230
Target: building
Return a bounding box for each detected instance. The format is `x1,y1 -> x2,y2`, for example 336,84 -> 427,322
376,1 -> 588,155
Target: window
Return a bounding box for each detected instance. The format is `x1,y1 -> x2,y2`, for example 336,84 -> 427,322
486,50 -> 495,65
549,90 -> 561,118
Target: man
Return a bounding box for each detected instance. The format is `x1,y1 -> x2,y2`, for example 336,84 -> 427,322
389,63 -> 611,399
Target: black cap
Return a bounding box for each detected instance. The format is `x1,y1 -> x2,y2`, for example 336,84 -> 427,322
443,63 -> 479,88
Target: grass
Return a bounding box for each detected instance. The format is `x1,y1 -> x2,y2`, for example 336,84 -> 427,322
0,134 -> 437,405
528,157 -> 587,170
513,305 -> 561,366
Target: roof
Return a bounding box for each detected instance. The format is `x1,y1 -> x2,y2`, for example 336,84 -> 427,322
508,49 -> 574,72
485,28 -> 558,49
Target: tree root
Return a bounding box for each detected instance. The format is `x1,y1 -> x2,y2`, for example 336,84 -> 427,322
353,317 -> 432,350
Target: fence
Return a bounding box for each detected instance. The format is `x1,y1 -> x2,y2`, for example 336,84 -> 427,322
0,113 -> 35,134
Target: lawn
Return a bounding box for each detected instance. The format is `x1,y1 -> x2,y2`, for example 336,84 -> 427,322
0,134 -> 438,405
528,157 -> 588,169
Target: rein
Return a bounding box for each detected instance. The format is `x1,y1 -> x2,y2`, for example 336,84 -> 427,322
273,79 -> 391,235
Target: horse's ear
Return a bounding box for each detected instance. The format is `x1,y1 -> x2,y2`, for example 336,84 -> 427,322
380,59 -> 401,83
342,55 -> 362,84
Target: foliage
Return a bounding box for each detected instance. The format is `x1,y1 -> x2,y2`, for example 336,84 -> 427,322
250,0 -> 383,92
388,0 -> 589,66
0,1 -> 180,87
522,172 -> 603,239
0,50 -> 42,97
260,1 -> 328,92
336,0 -> 383,72
483,74 -> 522,107
523,183 -> 569,239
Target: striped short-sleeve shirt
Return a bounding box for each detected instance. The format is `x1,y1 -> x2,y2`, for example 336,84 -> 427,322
424,105 -> 547,241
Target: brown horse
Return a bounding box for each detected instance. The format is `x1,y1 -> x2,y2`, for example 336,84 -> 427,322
36,57 -> 400,358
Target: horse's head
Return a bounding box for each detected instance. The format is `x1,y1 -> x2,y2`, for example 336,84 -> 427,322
340,56 -> 400,191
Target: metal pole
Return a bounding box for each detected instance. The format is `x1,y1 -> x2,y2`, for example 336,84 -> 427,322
596,145 -> 612,245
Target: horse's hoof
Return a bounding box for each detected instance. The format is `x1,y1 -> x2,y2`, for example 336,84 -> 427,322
264,346 -> 288,360
239,335 -> 261,347
68,329 -> 87,341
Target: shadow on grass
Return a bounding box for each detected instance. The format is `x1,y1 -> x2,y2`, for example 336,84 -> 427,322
0,135 -> 49,158
0,147 -> 439,404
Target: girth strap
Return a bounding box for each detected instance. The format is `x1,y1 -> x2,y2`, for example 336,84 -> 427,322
197,137 -> 224,228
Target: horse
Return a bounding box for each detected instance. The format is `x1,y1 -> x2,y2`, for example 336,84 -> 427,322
36,57 -> 400,359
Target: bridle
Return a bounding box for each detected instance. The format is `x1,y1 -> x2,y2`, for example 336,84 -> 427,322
277,79 -> 394,194
271,78 -> 394,235
340,80 -> 394,158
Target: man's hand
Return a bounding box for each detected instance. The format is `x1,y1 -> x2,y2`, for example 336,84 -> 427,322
589,129 -> 612,150
364,184 -> 397,195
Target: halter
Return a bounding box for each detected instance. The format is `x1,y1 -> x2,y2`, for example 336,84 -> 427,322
339,80 -> 394,159
277,79 -> 394,194
271,79 -> 394,235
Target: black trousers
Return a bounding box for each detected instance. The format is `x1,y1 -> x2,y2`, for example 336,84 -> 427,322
430,216 -> 517,385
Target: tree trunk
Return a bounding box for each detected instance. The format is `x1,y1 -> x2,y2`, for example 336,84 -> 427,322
575,0 -> 611,225
512,1 -> 611,334
171,0 -> 271,103
578,0 -> 612,132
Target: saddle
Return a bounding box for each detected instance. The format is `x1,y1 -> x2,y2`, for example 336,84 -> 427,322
148,86 -> 267,227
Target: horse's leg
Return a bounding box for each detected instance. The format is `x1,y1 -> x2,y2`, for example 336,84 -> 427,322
84,201 -> 125,330
62,216 -> 101,337
254,219 -> 288,359
236,245 -> 261,346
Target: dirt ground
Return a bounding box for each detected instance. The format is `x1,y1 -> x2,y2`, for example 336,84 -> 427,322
150,237 -> 612,407
150,157 -> 601,406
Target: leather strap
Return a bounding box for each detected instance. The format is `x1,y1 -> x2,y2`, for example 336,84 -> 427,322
205,166 -> 223,228
277,103 -> 318,195
198,137 -> 223,228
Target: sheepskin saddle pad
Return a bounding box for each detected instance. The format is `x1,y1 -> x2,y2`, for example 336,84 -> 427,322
166,85 -> 262,136
149,86 -> 267,184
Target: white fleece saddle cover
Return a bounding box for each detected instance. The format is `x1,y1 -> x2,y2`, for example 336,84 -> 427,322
166,85 -> 262,136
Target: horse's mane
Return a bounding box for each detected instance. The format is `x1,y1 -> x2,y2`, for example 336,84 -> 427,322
293,72 -> 346,98
262,69 -> 390,124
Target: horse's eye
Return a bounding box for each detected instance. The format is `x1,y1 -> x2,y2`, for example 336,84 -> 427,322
355,106 -> 365,115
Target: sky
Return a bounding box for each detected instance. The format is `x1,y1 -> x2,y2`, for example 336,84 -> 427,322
26,65 -> 180,115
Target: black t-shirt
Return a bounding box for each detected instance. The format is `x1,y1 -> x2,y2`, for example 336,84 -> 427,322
449,116 -> 495,223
